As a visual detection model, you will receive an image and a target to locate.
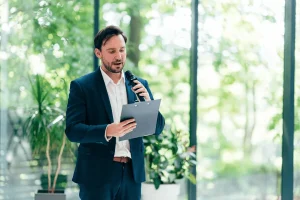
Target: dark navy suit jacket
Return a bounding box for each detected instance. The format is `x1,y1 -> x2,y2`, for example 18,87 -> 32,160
65,68 -> 165,186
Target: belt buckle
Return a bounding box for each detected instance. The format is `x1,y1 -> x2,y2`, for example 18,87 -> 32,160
121,156 -> 126,163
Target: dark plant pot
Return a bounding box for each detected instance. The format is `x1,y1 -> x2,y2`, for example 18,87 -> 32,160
35,189 -> 66,200
40,174 -> 68,190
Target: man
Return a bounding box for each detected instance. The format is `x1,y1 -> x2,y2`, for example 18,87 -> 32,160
65,25 -> 165,200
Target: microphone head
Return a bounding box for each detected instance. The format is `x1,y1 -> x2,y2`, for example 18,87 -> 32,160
125,70 -> 137,81
125,70 -> 145,101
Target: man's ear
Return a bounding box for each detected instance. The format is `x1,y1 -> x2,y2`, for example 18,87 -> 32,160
94,48 -> 102,59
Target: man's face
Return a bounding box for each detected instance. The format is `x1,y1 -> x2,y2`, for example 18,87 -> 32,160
95,34 -> 126,74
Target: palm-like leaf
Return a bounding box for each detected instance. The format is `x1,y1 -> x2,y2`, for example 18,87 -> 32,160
23,74 -> 67,193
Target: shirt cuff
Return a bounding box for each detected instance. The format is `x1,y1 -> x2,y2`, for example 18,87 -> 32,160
104,125 -> 112,142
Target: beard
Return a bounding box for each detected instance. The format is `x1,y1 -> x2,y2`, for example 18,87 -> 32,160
102,58 -> 125,73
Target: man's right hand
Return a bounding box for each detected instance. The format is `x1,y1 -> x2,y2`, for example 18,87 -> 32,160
106,118 -> 137,137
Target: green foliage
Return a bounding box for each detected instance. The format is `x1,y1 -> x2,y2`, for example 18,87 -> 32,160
143,123 -> 196,189
24,75 -> 63,158
22,73 -> 74,192
23,74 -> 65,160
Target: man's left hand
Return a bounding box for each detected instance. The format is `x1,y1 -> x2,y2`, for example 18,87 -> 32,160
131,80 -> 151,101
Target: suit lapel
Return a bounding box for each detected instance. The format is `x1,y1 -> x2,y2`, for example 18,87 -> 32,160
95,68 -> 114,123
125,78 -> 136,104
125,77 -> 141,147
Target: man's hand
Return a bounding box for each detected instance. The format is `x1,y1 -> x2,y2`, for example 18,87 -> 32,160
132,80 -> 151,101
106,118 -> 137,137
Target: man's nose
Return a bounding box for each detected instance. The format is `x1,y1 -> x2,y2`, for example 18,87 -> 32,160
115,52 -> 122,59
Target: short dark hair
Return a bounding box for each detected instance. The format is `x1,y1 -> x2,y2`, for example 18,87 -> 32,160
94,25 -> 127,50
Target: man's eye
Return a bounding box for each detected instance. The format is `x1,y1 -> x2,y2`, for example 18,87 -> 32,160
109,51 -> 115,54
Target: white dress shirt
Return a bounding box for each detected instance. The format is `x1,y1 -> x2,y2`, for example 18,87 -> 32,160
100,67 -> 131,158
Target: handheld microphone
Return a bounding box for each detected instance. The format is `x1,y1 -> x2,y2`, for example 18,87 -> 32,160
125,70 -> 145,102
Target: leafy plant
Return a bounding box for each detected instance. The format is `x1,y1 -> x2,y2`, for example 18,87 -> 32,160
23,74 -> 66,193
143,123 -> 196,189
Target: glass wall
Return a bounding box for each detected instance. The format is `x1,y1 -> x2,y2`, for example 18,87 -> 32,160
196,0 -> 285,199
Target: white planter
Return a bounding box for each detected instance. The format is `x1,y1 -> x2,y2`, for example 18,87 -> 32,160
141,182 -> 180,200
35,192 -> 66,200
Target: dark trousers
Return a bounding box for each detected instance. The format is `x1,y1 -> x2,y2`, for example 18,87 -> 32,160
79,160 -> 141,200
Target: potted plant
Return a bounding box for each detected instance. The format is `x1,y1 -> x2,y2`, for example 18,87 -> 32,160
142,123 -> 196,200
23,74 -> 68,200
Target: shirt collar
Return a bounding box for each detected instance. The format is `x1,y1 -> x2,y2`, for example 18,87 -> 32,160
99,66 -> 125,86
